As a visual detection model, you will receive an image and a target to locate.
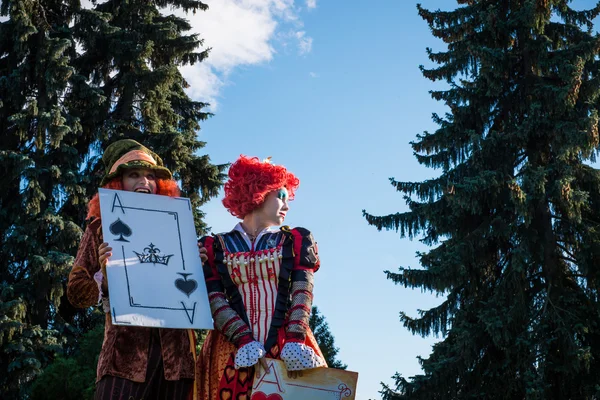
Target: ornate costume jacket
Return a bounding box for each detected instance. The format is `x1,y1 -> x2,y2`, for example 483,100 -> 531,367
201,224 -> 320,353
197,224 -> 325,400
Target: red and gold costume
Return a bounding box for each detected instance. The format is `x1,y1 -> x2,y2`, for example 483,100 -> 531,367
196,156 -> 326,400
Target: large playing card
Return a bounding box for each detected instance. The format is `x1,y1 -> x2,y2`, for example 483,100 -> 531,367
99,188 -> 213,329
251,360 -> 358,400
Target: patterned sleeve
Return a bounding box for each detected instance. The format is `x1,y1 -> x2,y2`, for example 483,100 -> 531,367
67,220 -> 102,308
286,227 -> 320,343
200,236 -> 254,348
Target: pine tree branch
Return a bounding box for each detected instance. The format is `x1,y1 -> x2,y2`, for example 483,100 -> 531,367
555,242 -> 578,261
35,1 -> 51,31
558,255 -> 578,264
566,273 -> 588,279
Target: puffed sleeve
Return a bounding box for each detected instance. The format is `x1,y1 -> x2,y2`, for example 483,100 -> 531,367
199,236 -> 225,294
67,219 -> 102,308
286,227 -> 320,342
294,227 -> 320,271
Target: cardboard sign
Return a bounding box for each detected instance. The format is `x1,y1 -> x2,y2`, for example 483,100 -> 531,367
99,188 -> 213,329
252,359 -> 358,400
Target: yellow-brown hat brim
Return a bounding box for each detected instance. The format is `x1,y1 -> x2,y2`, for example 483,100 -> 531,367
100,161 -> 172,186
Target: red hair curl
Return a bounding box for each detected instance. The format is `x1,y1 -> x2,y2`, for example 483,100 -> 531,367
222,155 -> 300,219
86,177 -> 181,220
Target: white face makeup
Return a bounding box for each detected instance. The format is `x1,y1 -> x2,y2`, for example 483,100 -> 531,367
121,168 -> 158,194
256,187 -> 290,226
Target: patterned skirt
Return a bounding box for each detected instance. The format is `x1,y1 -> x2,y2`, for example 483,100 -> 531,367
196,326 -> 324,400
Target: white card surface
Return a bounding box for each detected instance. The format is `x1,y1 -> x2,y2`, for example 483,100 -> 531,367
251,359 -> 358,400
99,188 -> 213,329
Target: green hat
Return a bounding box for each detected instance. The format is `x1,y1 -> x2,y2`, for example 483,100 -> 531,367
100,139 -> 172,186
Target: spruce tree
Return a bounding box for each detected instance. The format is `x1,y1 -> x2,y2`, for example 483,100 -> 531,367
0,1 -> 89,398
70,0 -> 226,232
363,1 -> 600,399
309,306 -> 347,370
30,324 -> 104,400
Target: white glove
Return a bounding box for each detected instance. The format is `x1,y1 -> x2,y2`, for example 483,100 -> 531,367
280,342 -> 327,371
235,341 -> 266,369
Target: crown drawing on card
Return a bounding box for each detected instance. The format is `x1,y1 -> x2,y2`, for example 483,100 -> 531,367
133,243 -> 174,266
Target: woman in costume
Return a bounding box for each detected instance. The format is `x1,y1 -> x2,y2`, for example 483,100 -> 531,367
197,155 -> 327,400
67,139 -> 196,400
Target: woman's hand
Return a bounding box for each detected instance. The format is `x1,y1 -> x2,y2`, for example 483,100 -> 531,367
198,242 -> 208,263
280,342 -> 325,377
98,242 -> 112,293
287,369 -> 303,379
255,357 -> 270,378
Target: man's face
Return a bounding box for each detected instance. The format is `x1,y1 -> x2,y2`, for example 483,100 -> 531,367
121,168 -> 158,194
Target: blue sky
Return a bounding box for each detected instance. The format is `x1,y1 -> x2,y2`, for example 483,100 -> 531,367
186,1 -> 596,399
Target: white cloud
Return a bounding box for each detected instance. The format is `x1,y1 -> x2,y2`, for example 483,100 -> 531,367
180,63 -> 224,106
309,71 -> 319,78
76,1 -> 315,109
295,30 -> 313,55
173,0 -> 314,108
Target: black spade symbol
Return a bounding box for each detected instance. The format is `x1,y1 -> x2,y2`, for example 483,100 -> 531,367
110,218 -> 132,242
175,273 -> 197,298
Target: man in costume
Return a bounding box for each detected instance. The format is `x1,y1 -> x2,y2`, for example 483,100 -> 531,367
68,139 -> 196,400
197,155 -> 327,400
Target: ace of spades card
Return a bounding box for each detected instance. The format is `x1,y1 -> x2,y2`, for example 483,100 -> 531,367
98,188 -> 213,329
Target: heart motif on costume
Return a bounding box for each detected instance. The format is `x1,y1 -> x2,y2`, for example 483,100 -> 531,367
236,393 -> 249,400
174,275 -> 198,297
250,392 -> 283,400
224,366 -> 236,383
238,369 -> 249,386
220,388 -> 233,400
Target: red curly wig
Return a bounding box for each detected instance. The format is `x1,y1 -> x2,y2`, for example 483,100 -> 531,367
86,177 -> 181,220
222,155 -> 300,219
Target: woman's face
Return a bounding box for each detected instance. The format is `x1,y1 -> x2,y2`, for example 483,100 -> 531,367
256,187 -> 290,226
121,168 -> 157,194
